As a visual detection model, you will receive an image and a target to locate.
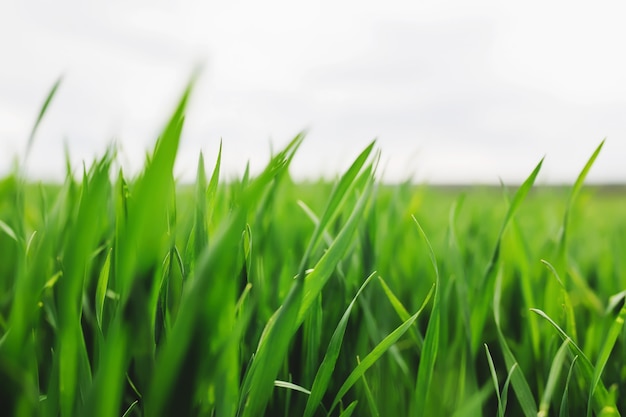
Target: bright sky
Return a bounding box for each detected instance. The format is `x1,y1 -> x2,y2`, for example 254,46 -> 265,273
1,1 -> 625,183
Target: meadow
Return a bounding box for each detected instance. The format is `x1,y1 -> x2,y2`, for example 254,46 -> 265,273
1,80 -> 625,416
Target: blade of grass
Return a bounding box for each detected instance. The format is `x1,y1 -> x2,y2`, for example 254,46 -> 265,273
95,249 -> 112,332
357,355 -> 380,417
25,76 -> 63,163
412,216 -> 440,415
303,272 -> 376,417
484,344 -> 504,417
559,140 -> 605,259
338,401 -> 359,417
541,259 -> 578,343
471,158 -> 543,354
500,363 -> 517,416
530,308 -> 618,416
377,276 -> 426,351
494,265 -> 538,417
560,356 -> 578,417
585,302 -> 625,417
87,76 -> 196,417
241,168 -> 375,417
538,339 -> 570,417
329,305 -> 423,413
147,134 -> 304,417
206,140 -> 222,227
273,380 -> 312,395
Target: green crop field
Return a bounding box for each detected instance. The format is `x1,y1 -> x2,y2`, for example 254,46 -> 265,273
1,79 -> 625,417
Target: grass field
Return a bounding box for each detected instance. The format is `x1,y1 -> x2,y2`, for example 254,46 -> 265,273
1,80 -> 625,416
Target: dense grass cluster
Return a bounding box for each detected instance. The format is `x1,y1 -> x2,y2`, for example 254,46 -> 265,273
1,81 -> 625,416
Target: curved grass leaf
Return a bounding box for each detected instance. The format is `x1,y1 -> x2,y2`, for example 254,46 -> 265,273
494,266 -> 538,417
329,305 -> 423,414
530,308 -> 618,416
585,302 -> 625,417
357,355 -> 380,417
559,140 -> 605,256
241,162 -> 375,417
273,380 -> 311,395
471,157 -> 543,354
560,356 -> 578,417
0,219 -> 18,242
484,344 -> 503,417
541,259 -> 579,348
95,249 -> 112,332
26,76 -> 62,162
500,363 -> 517,416
338,400 -> 358,417
303,272 -> 376,417
377,276 -> 426,351
412,216 -> 440,415
538,339 -> 570,417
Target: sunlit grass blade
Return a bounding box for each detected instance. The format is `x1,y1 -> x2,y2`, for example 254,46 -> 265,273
303,272 -> 376,417
206,139 -> 222,226
241,159 -> 375,417
273,380 -> 312,395
412,215 -> 440,415
25,76 -> 62,162
585,302 -> 625,417
500,362 -> 517,416
298,140 -> 375,278
559,140 -> 605,256
541,259 -> 578,344
0,219 -> 18,242
148,135 -> 303,417
471,157 -> 543,354
193,151 -> 209,263
538,339 -> 570,417
560,356 -> 578,417
297,171 -> 375,323
484,343 -> 504,417
329,305 -> 423,414
95,249 -> 112,332
87,77 -> 196,417
483,157 -> 543,284
530,308 -> 618,416
55,153 -> 113,416
377,276 -> 426,351
338,400 -> 359,417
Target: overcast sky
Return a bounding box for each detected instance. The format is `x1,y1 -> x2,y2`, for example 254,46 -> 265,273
1,1 -> 625,183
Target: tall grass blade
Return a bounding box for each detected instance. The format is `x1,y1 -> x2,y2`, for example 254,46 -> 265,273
338,400 -> 359,417
560,356 -> 578,417
494,266 -> 538,417
559,140 -> 605,256
585,302 -> 625,417
357,355 -> 381,417
412,216 -> 441,415
377,276 -> 426,351
95,249 -> 112,332
303,272 -> 376,417
484,344 -> 504,417
538,339 -> 570,417
330,306 -> 423,413
241,154 -> 375,417
26,76 -> 62,162
530,308 -> 619,416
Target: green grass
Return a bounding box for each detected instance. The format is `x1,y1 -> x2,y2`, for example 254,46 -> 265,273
1,80 -> 625,416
